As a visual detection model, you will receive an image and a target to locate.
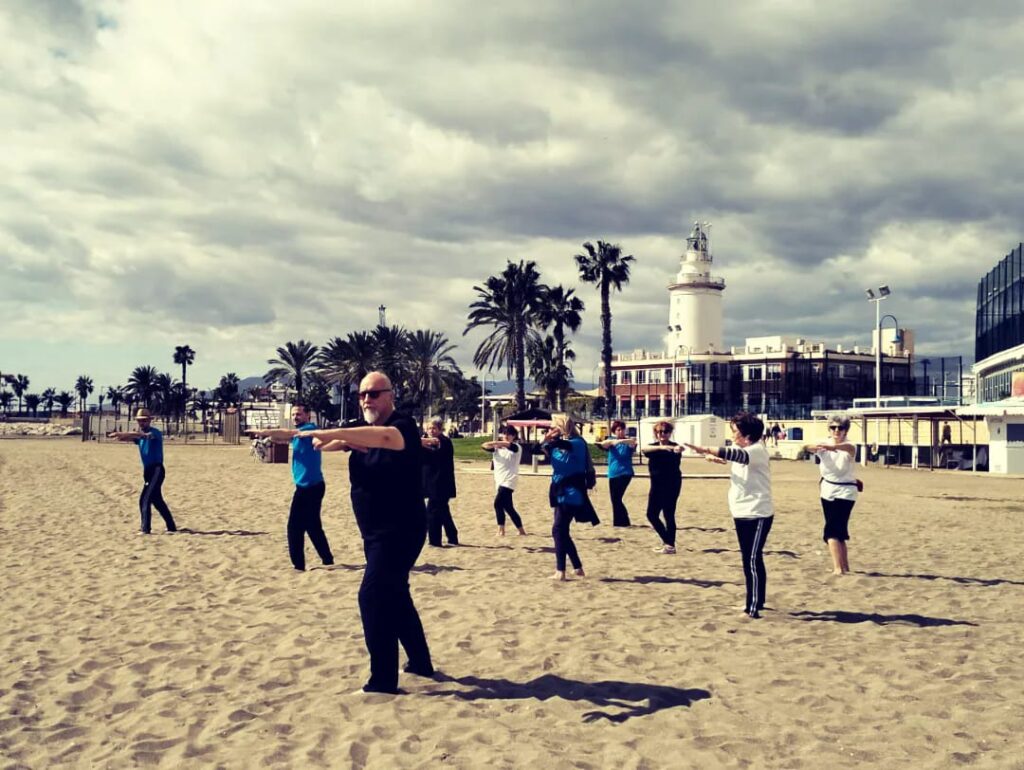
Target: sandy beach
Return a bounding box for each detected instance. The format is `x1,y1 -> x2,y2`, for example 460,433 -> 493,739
1,438 -> 1022,768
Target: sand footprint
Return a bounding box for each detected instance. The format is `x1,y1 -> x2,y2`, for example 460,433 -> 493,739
349,740 -> 370,768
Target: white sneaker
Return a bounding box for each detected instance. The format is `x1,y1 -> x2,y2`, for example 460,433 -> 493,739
652,545 -> 676,554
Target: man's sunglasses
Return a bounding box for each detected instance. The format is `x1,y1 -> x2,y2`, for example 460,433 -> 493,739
359,388 -> 392,400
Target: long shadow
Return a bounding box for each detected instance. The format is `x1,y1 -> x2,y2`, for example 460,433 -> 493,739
701,548 -> 800,559
858,570 -> 1024,587
601,576 -> 736,588
413,564 -> 466,574
594,537 -> 623,543
452,544 -> 511,551
524,546 -> 556,554
789,610 -> 978,627
175,528 -> 269,537
316,563 -> 364,571
680,526 -> 727,533
425,673 -> 711,723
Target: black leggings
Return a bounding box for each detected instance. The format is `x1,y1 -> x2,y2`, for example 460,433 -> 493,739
552,505 -> 583,571
288,481 -> 333,570
609,475 -> 632,526
494,487 -> 523,528
734,516 -> 773,617
646,477 -> 681,546
140,464 -> 176,533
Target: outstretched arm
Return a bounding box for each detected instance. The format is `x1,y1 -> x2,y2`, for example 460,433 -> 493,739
295,426 -> 405,451
643,444 -> 683,455
250,428 -> 295,444
107,430 -> 148,442
315,438 -> 367,453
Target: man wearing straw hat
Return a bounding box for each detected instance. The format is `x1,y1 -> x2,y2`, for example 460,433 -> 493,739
108,408 -> 178,534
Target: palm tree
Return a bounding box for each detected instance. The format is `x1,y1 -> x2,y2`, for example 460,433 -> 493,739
575,240 -> 635,426
465,260 -> 545,412
193,391 -> 211,433
127,366 -> 159,409
173,346 -> 195,431
153,372 -> 174,426
11,374 -> 29,416
41,388 -> 56,417
0,391 -> 12,416
529,334 -> 575,410
214,373 -> 241,406
536,285 -> 585,410
265,340 -> 320,401
406,329 -> 461,420
74,375 -> 94,416
370,325 -> 412,397
173,345 -> 195,394
24,393 -> 41,416
56,391 -> 74,418
106,386 -> 124,429
320,331 -> 378,418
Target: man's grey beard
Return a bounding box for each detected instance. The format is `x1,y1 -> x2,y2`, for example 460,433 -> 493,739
362,406 -> 380,425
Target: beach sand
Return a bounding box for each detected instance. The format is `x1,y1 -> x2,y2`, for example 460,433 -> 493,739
1,438 -> 1022,768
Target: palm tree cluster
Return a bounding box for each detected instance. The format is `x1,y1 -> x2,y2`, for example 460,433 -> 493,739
464,243 -> 632,417
4,238 -> 634,430
262,326 -> 464,423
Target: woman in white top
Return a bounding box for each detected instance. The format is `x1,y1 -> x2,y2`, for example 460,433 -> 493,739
482,425 -> 527,537
686,412 -> 774,619
803,415 -> 858,575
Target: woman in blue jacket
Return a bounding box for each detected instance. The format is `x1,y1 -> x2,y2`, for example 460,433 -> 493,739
541,414 -> 591,581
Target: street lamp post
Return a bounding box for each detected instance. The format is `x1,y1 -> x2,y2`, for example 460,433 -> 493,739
668,339 -> 692,418
865,286 -> 891,408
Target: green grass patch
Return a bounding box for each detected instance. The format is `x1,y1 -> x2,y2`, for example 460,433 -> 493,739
450,437 -> 606,464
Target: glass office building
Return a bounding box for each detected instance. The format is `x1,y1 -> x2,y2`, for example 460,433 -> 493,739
975,242 -> 1024,401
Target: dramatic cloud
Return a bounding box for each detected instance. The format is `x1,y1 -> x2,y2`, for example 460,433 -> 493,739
2,0 -> 1022,392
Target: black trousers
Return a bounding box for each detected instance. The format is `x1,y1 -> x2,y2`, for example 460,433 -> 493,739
552,505 -> 583,571
426,497 -> 458,546
140,464 -> 176,533
359,533 -> 432,693
609,474 -> 633,526
493,486 -> 523,528
288,482 -> 333,570
646,477 -> 681,546
734,516 -> 774,617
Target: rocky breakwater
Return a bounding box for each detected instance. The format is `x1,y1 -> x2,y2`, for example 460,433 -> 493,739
0,422 -> 82,437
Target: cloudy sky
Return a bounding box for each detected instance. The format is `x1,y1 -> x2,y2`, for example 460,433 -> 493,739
3,0 -> 1023,394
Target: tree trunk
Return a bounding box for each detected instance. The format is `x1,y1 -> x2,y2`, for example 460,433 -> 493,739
601,281 -> 613,431
514,316 -> 526,412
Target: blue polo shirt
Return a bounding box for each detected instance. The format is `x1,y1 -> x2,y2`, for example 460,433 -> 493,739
135,426 -> 164,467
291,423 -> 324,488
607,442 -> 635,479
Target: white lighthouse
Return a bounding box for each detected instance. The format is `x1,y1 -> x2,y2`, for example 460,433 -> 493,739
666,221 -> 725,355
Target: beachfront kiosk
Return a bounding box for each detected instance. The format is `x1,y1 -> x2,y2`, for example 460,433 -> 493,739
956,397 -> 1024,474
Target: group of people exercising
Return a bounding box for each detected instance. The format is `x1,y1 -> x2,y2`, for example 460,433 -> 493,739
108,372 -> 859,692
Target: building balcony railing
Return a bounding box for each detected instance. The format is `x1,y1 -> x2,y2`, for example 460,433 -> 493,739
668,275 -> 726,290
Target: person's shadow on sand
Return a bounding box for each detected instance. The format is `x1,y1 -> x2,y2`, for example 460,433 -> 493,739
413,564 -> 466,574
425,673 -> 711,723
789,610 -> 978,627
600,575 -> 736,588
175,528 -> 269,537
858,570 -> 1024,587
